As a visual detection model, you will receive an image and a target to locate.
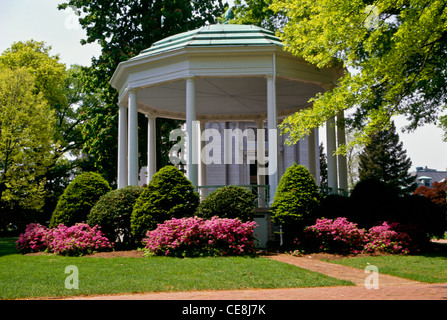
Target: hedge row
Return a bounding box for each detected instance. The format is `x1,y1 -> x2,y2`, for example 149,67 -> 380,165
17,163 -> 445,256
26,166 -> 258,253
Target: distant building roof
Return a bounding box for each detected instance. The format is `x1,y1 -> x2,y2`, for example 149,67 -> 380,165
417,176 -> 433,180
411,166 -> 447,186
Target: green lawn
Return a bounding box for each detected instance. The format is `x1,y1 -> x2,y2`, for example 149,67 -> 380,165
0,238 -> 352,299
326,243 -> 447,284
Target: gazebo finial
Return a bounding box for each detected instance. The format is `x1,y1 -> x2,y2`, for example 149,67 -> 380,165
224,8 -> 234,24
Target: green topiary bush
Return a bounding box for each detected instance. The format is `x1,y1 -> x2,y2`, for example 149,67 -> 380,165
271,163 -> 320,246
49,172 -> 111,228
87,186 -> 144,248
196,185 -> 256,222
130,166 -> 200,242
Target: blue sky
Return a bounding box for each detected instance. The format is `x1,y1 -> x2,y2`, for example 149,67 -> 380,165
1,0 -> 446,172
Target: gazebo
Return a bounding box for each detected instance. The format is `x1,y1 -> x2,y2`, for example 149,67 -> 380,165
110,20 -> 347,203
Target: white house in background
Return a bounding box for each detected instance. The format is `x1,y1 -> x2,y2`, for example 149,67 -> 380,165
412,166 -> 447,187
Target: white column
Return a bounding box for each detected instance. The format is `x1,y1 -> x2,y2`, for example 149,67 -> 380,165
256,119 -> 266,207
267,74 -> 278,205
118,105 -> 128,189
199,121 -> 206,187
326,116 -> 338,193
337,111 -> 348,192
307,128 -> 317,182
128,88 -> 139,186
314,128 -> 321,186
186,77 -> 198,187
147,113 -> 156,184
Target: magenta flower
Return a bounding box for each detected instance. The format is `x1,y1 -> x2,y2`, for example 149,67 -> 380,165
143,216 -> 258,257
16,222 -> 113,256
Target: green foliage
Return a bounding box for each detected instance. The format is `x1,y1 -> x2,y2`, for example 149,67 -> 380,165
316,194 -> 350,220
393,195 -> 446,245
358,122 -> 416,194
348,178 -> 400,228
348,178 -> 445,245
49,172 -> 111,228
0,67 -> 55,212
130,166 -> 200,242
440,113 -> 447,142
271,164 -> 320,244
0,41 -> 96,224
0,41 -> 84,162
0,40 -> 66,108
87,186 -> 143,247
196,185 -> 256,222
230,0 -> 285,31
273,0 -> 447,151
319,142 -> 328,187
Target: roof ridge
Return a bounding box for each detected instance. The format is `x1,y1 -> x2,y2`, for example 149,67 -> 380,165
138,24 -> 281,56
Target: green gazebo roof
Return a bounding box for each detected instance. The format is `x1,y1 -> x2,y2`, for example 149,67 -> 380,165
134,24 -> 284,58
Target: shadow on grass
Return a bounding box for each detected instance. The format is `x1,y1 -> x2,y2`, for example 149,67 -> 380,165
0,237 -> 18,257
418,241 -> 447,259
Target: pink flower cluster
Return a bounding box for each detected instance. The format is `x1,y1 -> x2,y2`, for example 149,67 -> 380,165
16,223 -> 113,256
304,217 -> 412,255
143,217 -> 258,257
16,223 -> 49,253
305,217 -> 367,254
364,221 -> 411,254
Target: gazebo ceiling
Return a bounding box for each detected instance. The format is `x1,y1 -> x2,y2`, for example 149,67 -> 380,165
136,77 -> 323,120
110,23 -> 343,121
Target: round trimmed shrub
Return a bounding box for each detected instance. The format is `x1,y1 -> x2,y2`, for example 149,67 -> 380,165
196,185 -> 256,222
271,164 -> 320,245
49,172 -> 111,228
316,194 -> 350,220
87,186 -> 144,247
130,166 -> 200,242
349,178 -> 399,228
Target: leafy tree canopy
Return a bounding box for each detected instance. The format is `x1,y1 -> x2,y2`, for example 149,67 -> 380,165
0,41 -> 101,216
0,40 -> 66,108
0,67 -> 55,210
0,41 -> 89,163
229,0 -> 286,31
271,0 -> 447,152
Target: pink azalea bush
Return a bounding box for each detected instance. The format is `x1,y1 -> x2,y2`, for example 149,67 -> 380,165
304,217 -> 367,254
16,222 -> 113,256
16,223 -> 50,253
303,217 -> 412,255
46,223 -> 113,256
143,216 -> 258,257
364,222 -> 412,254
